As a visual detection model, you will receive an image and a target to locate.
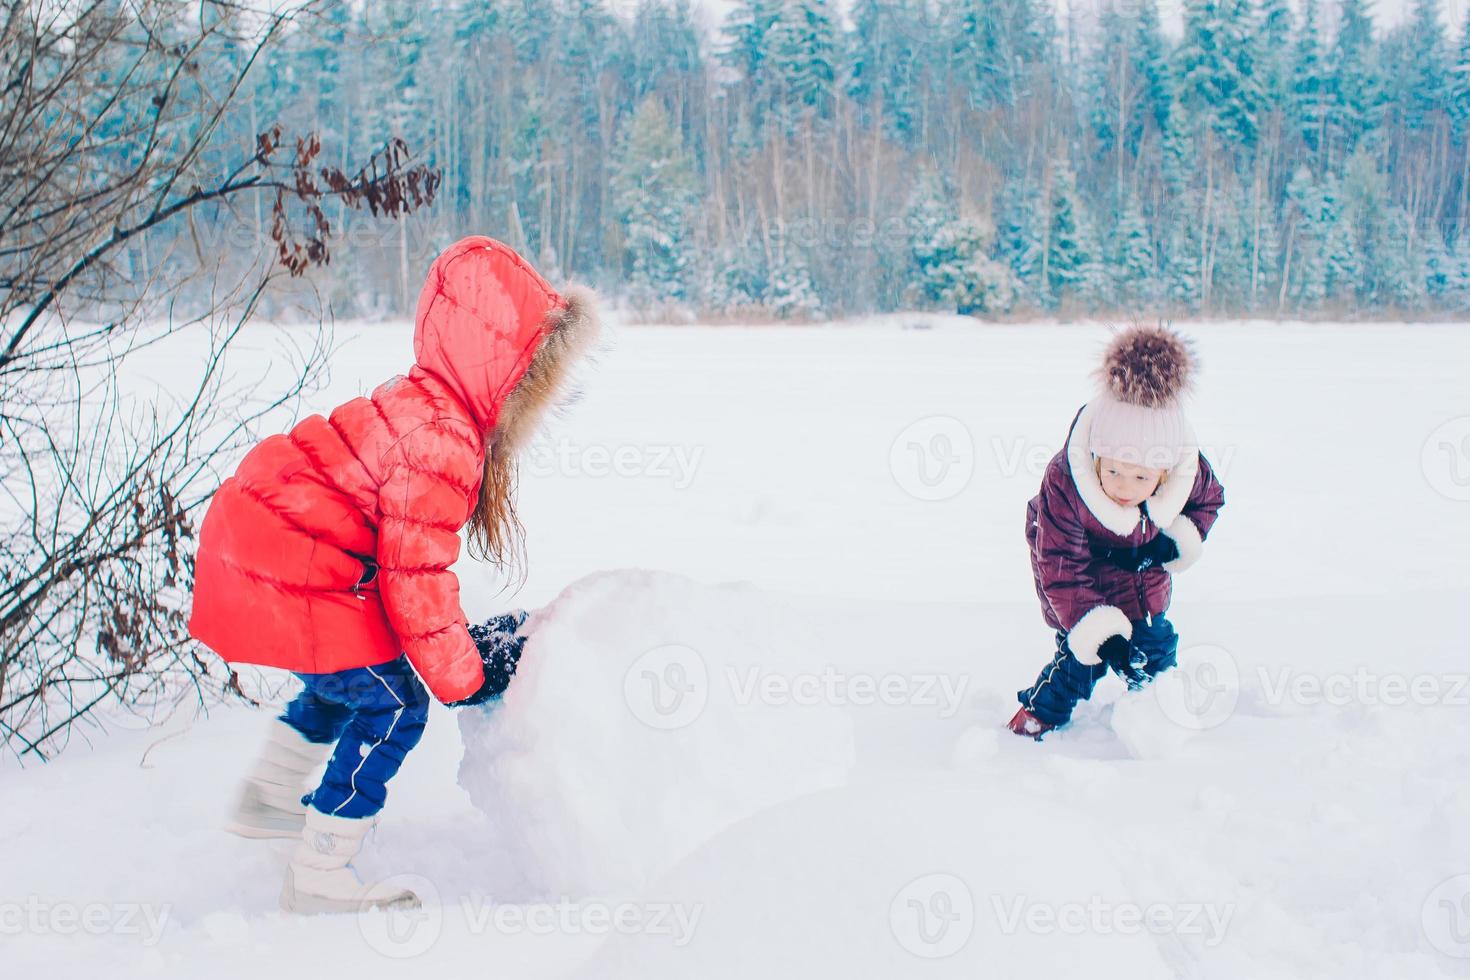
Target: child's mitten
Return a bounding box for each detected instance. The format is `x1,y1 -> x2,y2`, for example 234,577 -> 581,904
449,610 -> 530,707
1101,535 -> 1180,573
1097,634 -> 1150,689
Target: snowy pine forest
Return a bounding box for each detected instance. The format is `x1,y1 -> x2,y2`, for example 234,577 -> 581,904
172,0 -> 1470,319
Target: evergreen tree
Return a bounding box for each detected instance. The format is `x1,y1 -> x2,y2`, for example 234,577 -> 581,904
1133,0 -> 1175,136
995,179 -> 1047,306
1451,12 -> 1470,131
612,97 -> 700,301
774,0 -> 840,116
1327,0 -> 1386,157
766,249 -> 824,317
1254,0 -> 1294,110
375,0 -> 430,135
702,238 -> 767,312
946,0 -> 1048,109
1284,165 -> 1329,308
1044,158 -> 1091,304
1425,235 -> 1453,299
905,172 -> 1014,314
1310,169 -> 1361,303
629,0 -> 704,103
1160,212 -> 1202,311
1447,239 -> 1470,304
1113,200 -> 1159,305
310,0 -> 354,140
1087,3 -> 1141,160
1402,0 -> 1450,132
1174,0 -> 1260,150
721,0 -> 785,87
1291,0 -> 1329,153
849,0 -> 927,138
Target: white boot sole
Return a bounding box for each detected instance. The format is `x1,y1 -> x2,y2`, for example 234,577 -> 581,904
278,867 -> 422,915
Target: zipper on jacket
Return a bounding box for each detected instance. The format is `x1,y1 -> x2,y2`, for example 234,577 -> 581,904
1137,504 -> 1152,626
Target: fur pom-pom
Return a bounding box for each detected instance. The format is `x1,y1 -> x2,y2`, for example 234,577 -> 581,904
1096,324 -> 1195,408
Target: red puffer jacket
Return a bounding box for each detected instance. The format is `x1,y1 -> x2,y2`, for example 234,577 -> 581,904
1027,404 -> 1225,665
187,237 -> 598,703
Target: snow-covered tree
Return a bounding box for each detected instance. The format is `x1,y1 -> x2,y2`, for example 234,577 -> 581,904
1327,0 -> 1386,157
702,238 -> 768,312
1159,205 -> 1202,311
995,178 -> 1047,307
612,97 -> 700,302
1451,12 -> 1470,132
1254,0 -> 1294,111
848,0 -> 927,138
1112,200 -> 1159,305
1174,0 -> 1260,150
1401,0 -> 1450,133
766,248 -> 824,317
1291,0 -> 1329,154
774,0 -> 840,116
1044,158 -> 1091,305
1133,0 -> 1175,136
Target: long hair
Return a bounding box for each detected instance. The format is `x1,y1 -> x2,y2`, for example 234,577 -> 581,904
459,284 -> 601,587
465,435 -> 527,586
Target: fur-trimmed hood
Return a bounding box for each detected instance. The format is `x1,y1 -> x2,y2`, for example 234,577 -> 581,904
412,236 -> 601,439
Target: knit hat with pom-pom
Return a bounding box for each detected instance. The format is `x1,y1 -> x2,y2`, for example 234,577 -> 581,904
1087,324 -> 1196,471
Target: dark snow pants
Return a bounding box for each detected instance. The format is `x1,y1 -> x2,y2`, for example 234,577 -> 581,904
279,654 -> 430,819
1018,615 -> 1179,727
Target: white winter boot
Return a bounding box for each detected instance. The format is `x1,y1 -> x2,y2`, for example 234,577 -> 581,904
226,719 -> 334,840
279,808 -> 421,914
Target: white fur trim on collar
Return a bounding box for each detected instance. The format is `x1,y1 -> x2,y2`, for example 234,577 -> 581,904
1067,403 -> 1199,537
1067,605 -> 1133,665
1161,514 -> 1204,574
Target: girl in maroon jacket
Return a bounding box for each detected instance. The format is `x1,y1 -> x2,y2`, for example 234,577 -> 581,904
1008,325 -> 1225,740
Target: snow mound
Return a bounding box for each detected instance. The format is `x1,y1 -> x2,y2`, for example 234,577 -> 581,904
457,569 -> 855,897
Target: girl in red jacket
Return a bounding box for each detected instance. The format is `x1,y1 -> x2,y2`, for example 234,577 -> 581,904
1007,325 -> 1225,740
188,237 -> 599,912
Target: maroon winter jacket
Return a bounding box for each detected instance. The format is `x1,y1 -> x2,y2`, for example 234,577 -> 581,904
1027,404 -> 1225,664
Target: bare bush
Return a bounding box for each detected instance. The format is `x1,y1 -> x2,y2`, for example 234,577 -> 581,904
0,0 -> 441,760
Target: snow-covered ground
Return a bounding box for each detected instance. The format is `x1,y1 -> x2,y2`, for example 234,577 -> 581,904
4,317 -> 1470,978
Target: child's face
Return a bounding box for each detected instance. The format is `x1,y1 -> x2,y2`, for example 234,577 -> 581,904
1097,456 -> 1164,508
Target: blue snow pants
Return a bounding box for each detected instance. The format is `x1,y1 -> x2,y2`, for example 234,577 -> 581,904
1018,616 -> 1179,727
279,654 -> 430,819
